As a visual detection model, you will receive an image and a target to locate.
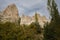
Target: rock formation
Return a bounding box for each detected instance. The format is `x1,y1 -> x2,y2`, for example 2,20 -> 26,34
0,4 -> 49,28
1,4 -> 19,23
20,13 -> 49,28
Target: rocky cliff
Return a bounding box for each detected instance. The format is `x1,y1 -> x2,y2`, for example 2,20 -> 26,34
21,13 -> 49,28
0,4 -> 49,28
1,4 -> 19,23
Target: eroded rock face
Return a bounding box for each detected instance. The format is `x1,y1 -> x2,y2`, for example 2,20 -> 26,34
20,13 -> 49,28
0,4 -> 49,28
1,4 -> 19,23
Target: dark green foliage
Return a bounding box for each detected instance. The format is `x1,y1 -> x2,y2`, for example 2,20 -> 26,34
35,12 -> 38,22
0,21 -> 42,40
34,13 -> 41,34
44,0 -> 60,40
29,22 -> 41,34
18,17 -> 21,26
44,22 -> 56,40
0,22 -> 17,40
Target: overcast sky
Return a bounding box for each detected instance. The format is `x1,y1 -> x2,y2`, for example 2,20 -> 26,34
0,0 -> 60,19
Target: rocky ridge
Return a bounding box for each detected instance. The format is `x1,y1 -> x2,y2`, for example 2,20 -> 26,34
0,4 -> 49,28
21,13 -> 49,28
0,4 -> 19,23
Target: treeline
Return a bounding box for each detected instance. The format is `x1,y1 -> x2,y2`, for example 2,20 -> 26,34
0,13 -> 42,40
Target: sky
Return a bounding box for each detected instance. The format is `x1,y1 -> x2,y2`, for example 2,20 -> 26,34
0,0 -> 60,19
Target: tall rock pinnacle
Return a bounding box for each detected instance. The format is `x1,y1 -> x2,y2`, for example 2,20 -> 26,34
2,4 -> 19,23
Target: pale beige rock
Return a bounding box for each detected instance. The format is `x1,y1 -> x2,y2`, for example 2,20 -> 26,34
0,4 -> 49,28
20,13 -> 49,28
1,4 -> 19,23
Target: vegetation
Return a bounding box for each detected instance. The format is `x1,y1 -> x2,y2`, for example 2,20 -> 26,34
0,0 -> 60,40
0,12 -> 42,40
44,0 -> 60,40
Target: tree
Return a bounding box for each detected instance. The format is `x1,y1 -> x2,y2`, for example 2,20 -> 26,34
34,12 -> 41,34
18,17 -> 21,26
44,0 -> 60,40
47,0 -> 59,21
35,12 -> 38,23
